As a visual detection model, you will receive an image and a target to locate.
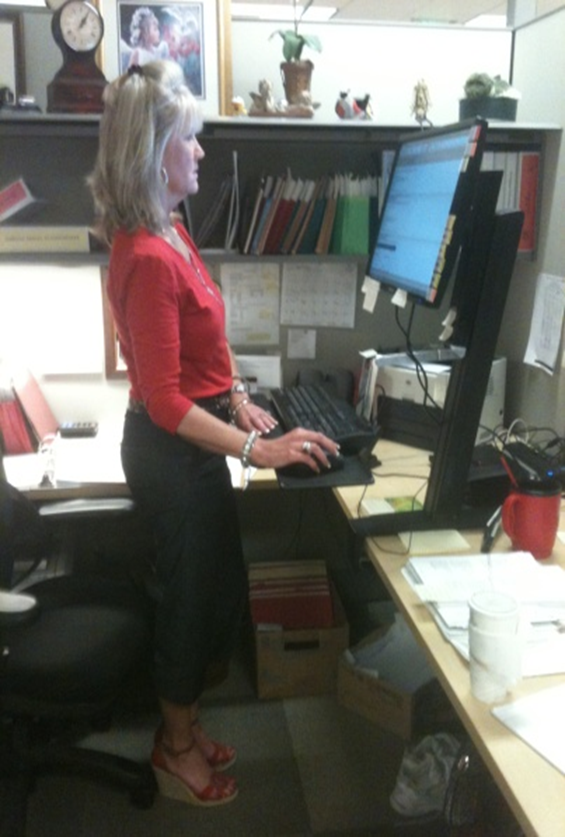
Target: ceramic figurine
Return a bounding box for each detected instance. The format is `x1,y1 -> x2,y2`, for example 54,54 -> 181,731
411,79 -> 433,127
249,79 -> 316,118
231,96 -> 247,116
335,90 -> 372,120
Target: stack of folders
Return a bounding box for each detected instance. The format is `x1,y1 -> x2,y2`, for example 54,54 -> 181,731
240,171 -> 378,257
402,552 -> 565,676
248,559 -> 334,630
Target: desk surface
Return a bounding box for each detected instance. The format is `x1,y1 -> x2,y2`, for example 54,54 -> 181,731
4,430 -> 279,501
334,439 -> 565,837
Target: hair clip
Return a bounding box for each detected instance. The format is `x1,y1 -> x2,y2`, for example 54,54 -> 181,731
127,64 -> 144,77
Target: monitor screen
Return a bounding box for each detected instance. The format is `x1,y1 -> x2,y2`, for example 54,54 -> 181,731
367,119 -> 487,307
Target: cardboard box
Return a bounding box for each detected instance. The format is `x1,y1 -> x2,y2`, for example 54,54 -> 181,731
254,585 -> 349,699
338,621 -> 434,740
338,650 -> 414,740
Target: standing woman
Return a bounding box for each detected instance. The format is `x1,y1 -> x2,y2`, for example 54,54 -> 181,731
89,60 -> 338,808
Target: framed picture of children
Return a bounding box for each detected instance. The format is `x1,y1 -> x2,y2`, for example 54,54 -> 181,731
118,3 -> 204,96
100,0 -> 228,114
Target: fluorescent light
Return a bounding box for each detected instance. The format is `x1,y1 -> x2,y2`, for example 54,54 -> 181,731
231,3 -> 336,22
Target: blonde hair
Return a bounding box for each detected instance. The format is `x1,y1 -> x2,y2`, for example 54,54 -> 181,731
89,60 -> 202,245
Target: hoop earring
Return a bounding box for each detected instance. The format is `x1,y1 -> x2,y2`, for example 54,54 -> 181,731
160,167 -> 169,186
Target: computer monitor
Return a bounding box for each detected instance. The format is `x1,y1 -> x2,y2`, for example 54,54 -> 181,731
350,122 -> 524,546
367,119 -> 488,307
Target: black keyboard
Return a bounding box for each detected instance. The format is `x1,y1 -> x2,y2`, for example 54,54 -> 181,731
268,384 -> 379,455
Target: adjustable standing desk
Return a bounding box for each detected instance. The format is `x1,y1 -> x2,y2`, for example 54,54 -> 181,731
333,439 -> 565,837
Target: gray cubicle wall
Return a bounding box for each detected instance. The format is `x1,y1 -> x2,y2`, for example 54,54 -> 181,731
499,7 -> 565,434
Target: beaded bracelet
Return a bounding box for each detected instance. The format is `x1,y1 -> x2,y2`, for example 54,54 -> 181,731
240,430 -> 259,468
230,397 -> 250,421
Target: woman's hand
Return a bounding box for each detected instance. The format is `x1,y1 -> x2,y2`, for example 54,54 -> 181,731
231,397 -> 339,473
251,428 -> 340,474
232,398 -> 278,436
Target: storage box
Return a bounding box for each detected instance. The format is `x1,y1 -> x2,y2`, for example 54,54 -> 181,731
254,584 -> 349,699
338,620 -> 434,740
248,559 -> 334,630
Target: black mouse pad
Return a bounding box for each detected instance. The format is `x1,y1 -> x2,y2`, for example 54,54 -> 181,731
276,454 -> 374,490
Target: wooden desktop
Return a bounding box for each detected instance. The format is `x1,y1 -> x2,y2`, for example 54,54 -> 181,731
334,439 -> 565,837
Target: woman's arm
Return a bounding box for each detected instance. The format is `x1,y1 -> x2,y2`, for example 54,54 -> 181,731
176,404 -> 339,473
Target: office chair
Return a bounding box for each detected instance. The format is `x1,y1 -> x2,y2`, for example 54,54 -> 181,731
0,477 -> 157,837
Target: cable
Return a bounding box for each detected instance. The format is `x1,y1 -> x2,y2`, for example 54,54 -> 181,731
393,303 -> 443,422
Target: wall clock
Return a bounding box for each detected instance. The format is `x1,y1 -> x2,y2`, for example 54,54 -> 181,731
46,0 -> 108,114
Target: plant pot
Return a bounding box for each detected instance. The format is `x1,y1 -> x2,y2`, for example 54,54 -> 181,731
281,60 -> 314,105
459,96 -> 518,122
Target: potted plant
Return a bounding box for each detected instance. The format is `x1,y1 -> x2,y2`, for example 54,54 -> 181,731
459,73 -> 520,121
270,0 -> 322,105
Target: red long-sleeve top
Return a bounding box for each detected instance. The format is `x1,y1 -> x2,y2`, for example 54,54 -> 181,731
107,224 -> 232,434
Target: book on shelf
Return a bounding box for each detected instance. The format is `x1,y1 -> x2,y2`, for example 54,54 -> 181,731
379,149 -> 396,216
224,150 -> 240,252
238,175 -> 263,254
290,176 -> 326,255
237,167 -> 377,258
278,179 -> 316,255
262,175 -> 302,255
244,175 -> 274,255
296,175 -> 329,254
481,148 -> 540,253
330,174 -> 377,255
252,174 -> 287,255
314,176 -> 339,255
0,177 -> 45,224
517,150 -> 540,254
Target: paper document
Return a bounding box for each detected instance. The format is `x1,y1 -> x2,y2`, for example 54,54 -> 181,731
492,684 -> 565,774
524,272 -> 565,374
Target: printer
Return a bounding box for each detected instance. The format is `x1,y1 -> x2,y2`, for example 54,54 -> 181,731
375,349 -> 506,450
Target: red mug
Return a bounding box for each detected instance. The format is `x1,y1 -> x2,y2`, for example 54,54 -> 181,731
502,478 -> 562,560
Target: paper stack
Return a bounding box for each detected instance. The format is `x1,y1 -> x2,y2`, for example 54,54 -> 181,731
402,552 -> 565,676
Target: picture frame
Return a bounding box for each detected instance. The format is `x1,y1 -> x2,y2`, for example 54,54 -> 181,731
0,12 -> 25,102
100,0 -> 231,115
100,268 -> 128,380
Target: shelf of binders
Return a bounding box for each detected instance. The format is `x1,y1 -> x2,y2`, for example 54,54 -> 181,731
0,114 -> 557,261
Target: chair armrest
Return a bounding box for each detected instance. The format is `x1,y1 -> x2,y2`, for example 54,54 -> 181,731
0,590 -> 39,627
38,498 -> 135,518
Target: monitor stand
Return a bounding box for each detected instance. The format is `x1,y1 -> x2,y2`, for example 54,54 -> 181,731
350,196 -> 524,548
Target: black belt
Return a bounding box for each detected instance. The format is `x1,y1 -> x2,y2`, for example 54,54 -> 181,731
128,393 -> 231,417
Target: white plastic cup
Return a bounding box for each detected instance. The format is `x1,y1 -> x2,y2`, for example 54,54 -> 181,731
468,590 -> 523,703
469,590 -> 520,634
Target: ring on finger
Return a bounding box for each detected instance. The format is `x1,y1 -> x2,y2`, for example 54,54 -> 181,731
302,440 -> 312,454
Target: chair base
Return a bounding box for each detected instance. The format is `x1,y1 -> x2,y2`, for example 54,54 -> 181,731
0,720 -> 156,837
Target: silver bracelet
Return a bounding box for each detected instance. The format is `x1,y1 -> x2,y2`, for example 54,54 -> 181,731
240,430 -> 259,468
230,397 -> 249,421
